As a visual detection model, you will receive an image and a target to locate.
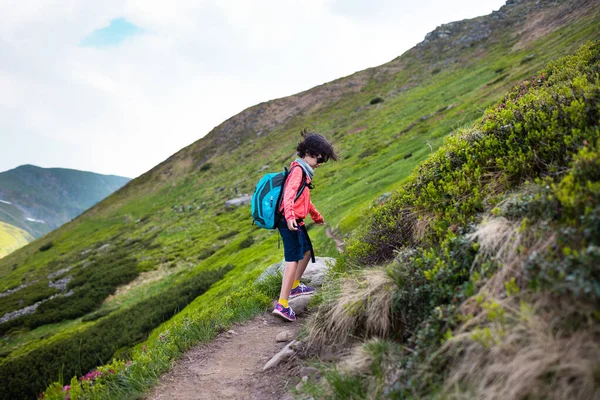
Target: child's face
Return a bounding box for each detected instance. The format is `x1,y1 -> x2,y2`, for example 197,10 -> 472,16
304,154 -> 325,169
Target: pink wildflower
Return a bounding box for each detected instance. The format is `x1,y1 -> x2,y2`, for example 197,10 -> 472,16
63,385 -> 70,392
142,345 -> 147,352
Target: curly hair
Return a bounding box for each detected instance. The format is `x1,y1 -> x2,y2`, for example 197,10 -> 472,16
296,128 -> 338,162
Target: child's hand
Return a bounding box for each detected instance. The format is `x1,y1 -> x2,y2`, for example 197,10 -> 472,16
287,219 -> 298,231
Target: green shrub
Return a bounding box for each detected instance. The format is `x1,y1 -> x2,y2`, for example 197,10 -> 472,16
0,249 -> 139,335
307,41 -> 600,399
0,281 -> 60,317
0,266 -> 231,400
217,230 -> 239,240
238,236 -> 254,250
348,41 -> 600,266
38,242 -> 53,252
81,307 -> 115,322
200,163 -> 212,171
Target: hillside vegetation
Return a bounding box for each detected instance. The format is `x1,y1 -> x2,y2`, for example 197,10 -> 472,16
302,40 -> 600,399
0,222 -> 33,258
0,0 -> 598,399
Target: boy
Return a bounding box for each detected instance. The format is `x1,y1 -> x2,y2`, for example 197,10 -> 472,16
272,129 -> 338,322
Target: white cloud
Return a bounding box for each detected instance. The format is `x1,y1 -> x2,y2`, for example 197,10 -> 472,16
0,0 -> 506,178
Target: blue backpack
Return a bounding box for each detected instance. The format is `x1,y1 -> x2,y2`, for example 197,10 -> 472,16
252,165 -> 307,229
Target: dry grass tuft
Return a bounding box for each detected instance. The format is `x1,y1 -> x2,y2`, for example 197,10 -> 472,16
306,268 -> 396,351
333,338 -> 404,399
444,296 -> 600,400
466,216 -> 555,298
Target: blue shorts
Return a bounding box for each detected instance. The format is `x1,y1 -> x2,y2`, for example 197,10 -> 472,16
278,221 -> 312,262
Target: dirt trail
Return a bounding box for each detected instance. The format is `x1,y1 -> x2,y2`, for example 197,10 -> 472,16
325,227 -> 344,253
144,313 -> 301,400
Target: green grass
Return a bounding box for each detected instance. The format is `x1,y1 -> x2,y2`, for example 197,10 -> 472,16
0,221 -> 33,259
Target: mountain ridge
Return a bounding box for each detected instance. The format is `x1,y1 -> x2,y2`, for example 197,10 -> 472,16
0,164 -> 130,243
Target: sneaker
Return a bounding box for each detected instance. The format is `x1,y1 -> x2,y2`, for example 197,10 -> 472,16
289,283 -> 315,299
272,302 -> 296,322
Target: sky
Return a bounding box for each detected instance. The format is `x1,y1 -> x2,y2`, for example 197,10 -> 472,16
0,0 -> 507,179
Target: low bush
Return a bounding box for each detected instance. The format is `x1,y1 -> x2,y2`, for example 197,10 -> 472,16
39,242 -> 54,252
0,266 -> 231,399
303,41 -> 600,399
348,40 -> 600,265
0,281 -> 60,317
0,249 -> 139,335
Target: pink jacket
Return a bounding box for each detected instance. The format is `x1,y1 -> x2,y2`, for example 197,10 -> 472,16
280,162 -> 323,224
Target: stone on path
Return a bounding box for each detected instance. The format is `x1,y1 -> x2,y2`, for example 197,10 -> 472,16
263,340 -> 299,371
289,294 -> 313,316
276,330 -> 293,342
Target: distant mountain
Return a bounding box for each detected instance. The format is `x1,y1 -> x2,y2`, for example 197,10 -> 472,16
0,165 -> 130,240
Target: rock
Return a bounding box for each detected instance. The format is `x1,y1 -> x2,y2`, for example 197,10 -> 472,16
256,260 -> 284,283
289,295 -> 313,317
225,196 -> 252,207
263,340 -> 299,370
227,330 -> 237,335
279,393 -> 295,400
48,276 -> 72,291
376,192 -> 392,204
295,257 -> 336,286
0,281 -> 37,298
48,266 -> 74,279
276,330 -> 293,342
257,257 -> 335,287
98,244 -> 111,252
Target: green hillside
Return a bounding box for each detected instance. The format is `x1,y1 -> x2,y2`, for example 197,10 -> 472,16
302,39 -> 600,400
0,0 -> 598,399
0,165 -> 130,240
0,222 -> 33,258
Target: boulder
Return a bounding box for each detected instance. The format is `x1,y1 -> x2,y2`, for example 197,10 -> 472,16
225,196 -> 252,207
289,295 -> 312,317
257,257 -> 335,287
256,260 -> 284,283
292,257 -> 335,287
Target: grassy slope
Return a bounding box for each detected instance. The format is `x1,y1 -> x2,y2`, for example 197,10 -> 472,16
0,0 -> 598,398
0,222 -> 33,259
300,39 -> 600,400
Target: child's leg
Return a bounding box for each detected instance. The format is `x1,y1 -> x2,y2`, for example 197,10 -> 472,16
294,250 -> 312,282
279,260 -> 298,304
